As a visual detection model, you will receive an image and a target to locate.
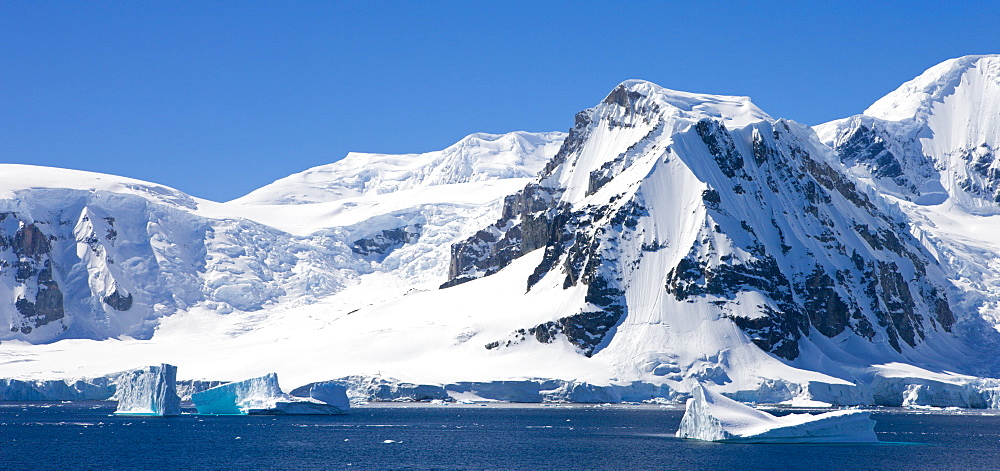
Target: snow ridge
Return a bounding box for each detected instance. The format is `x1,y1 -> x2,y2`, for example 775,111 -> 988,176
865,55 -> 1000,122
231,131 -> 565,205
820,55 -> 1000,212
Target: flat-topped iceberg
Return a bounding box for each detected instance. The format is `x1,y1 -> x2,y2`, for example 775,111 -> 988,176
676,385 -> 878,443
191,373 -> 348,415
114,364 -> 181,416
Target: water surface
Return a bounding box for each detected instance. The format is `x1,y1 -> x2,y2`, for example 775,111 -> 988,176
2,402 -> 999,470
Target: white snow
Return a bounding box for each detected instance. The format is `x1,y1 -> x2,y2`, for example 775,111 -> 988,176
864,55 -> 1000,122
0,164 -> 203,210
113,364 -> 180,416
229,131 -> 564,206
819,56 -> 1000,211
676,384 -> 878,443
0,130 -> 565,345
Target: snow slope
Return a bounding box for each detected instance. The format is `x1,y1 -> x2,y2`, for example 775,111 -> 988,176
230,131 -> 563,206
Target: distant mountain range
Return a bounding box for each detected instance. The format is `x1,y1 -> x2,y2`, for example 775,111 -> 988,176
4,55 -> 1000,407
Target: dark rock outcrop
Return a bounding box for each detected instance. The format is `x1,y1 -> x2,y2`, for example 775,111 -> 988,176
351,225 -> 421,258
103,290 -> 134,312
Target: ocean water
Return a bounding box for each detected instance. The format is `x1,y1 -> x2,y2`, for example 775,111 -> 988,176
2,402 -> 1000,470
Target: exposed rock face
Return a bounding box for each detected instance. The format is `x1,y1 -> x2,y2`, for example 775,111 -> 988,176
823,117 -> 939,203
14,260 -> 65,330
0,185 -> 387,342
352,225 -> 421,258
103,290 -> 134,311
4,220 -> 65,335
660,119 -> 954,358
13,223 -> 51,257
0,201 -> 186,340
442,184 -> 558,288
951,142 -> 1000,203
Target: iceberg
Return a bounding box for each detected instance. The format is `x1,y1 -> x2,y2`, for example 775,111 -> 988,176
676,384 -> 878,443
191,373 -> 348,415
113,364 -> 181,416
292,380 -> 351,411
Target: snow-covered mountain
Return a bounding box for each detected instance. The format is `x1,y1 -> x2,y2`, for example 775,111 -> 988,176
440,79 -> 972,392
5,57 -> 1000,407
817,54 -> 1000,350
817,55 -> 1000,211
0,131 -> 564,344
0,166 -> 210,341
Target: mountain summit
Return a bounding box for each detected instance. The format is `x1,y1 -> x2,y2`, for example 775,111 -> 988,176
445,79 -> 962,387
818,55 -> 1000,211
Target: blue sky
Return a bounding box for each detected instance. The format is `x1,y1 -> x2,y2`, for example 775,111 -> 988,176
2,1 -> 998,202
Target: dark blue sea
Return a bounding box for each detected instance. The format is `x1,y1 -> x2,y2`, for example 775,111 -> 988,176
2,402 -> 1000,470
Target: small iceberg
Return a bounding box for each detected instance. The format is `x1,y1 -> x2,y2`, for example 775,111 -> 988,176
114,364 -> 181,417
290,380 -> 351,412
191,373 -> 348,415
676,384 -> 878,443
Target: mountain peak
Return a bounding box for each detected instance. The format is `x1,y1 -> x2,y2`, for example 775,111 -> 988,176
601,80 -> 771,128
864,54 -> 1000,122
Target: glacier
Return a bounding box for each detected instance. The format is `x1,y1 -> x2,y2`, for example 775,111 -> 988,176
676,384 -> 878,443
0,376 -> 117,401
113,364 -> 181,416
293,375 -> 682,404
191,373 -> 348,415
0,373 -> 225,401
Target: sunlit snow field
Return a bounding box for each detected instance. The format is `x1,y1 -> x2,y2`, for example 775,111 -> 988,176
3,402 -> 1000,470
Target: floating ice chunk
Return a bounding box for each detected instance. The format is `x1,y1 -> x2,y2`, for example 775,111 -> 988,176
113,364 -> 181,417
191,373 -> 347,415
676,384 -> 878,443
191,373 -> 282,414
295,381 -> 351,411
